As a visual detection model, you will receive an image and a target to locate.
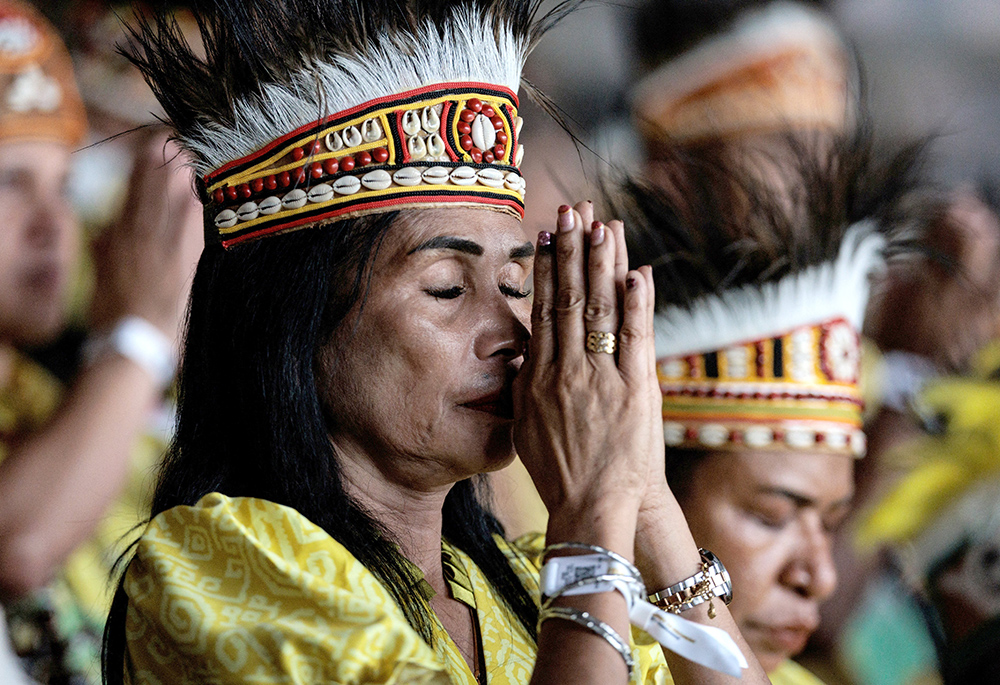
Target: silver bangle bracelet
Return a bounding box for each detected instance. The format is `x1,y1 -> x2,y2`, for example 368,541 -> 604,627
538,606 -> 635,678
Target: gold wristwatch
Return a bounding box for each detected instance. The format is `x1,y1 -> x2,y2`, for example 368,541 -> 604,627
647,548 -> 733,619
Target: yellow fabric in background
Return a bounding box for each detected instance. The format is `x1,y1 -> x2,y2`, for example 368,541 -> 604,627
0,351 -> 61,462
123,493 -> 678,684
769,659 -> 827,685
1,350 -> 164,684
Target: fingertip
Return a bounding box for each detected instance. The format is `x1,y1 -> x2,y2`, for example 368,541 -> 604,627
557,205 -> 573,232
591,222 -> 605,246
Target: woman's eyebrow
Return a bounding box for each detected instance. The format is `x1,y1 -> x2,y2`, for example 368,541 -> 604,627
510,242 -> 535,259
408,236 -> 484,256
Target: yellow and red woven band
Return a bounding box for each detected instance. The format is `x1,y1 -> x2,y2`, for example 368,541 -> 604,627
199,82 -> 525,248
659,317 -> 866,456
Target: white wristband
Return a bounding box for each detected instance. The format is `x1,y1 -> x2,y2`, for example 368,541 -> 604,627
85,316 -> 177,389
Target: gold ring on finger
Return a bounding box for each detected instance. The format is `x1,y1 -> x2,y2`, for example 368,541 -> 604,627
586,331 -> 616,355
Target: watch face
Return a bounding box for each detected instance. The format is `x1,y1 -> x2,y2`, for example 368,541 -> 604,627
701,548 -> 734,605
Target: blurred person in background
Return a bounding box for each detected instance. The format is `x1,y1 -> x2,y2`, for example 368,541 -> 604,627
0,1 -> 201,682
629,0 -> 854,189
849,343 -> 1000,685
607,123 -> 928,684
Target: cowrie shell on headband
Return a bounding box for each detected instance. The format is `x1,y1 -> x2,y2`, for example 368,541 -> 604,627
515,144 -> 524,166
427,133 -> 445,158
333,175 -> 361,195
214,209 -> 238,229
362,118 -> 382,142
663,422 -> 685,446
325,131 -> 343,152
421,106 -> 440,133
471,114 -> 496,151
450,166 -> 477,186
699,424 -> 728,448
237,201 -> 259,221
408,135 -> 427,160
476,167 -> 504,188
743,426 -> 774,448
785,428 -> 815,449
258,196 -> 281,215
422,166 -> 450,185
393,167 -> 422,186
402,111 -> 421,136
342,126 -> 363,148
361,169 -> 392,191
282,189 -> 307,209
307,184 -> 334,203
504,172 -> 521,190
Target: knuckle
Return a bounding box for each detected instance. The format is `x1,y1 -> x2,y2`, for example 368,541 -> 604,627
556,236 -> 579,260
555,288 -> 585,314
618,324 -> 645,347
583,297 -> 614,323
532,301 -> 554,325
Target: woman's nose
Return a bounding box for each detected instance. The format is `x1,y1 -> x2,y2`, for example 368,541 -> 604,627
782,528 -> 838,601
475,294 -> 530,361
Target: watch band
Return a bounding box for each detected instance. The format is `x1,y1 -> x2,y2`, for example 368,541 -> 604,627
647,548 -> 733,616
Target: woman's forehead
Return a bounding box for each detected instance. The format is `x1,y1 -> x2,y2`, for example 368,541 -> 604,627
390,207 -> 530,257
711,449 -> 855,506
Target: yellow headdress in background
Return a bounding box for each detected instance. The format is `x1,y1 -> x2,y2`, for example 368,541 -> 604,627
858,343 -> 1000,573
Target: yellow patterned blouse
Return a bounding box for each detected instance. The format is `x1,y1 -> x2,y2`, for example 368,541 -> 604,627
122,493 -> 679,684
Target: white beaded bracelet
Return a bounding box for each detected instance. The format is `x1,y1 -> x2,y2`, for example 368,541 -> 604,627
84,316 -> 177,389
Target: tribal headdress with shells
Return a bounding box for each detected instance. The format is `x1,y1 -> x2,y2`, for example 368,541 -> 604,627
124,0 -> 571,248
610,131 -> 927,458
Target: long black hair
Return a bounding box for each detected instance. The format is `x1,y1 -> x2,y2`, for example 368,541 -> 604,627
101,215 -> 540,682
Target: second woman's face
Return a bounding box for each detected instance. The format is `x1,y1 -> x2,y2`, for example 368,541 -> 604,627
320,207 -> 534,489
679,449 -> 853,674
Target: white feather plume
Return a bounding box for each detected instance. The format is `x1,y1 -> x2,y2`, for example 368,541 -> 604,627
184,8 -> 525,176
654,221 -> 884,358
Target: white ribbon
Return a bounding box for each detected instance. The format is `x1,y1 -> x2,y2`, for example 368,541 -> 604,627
543,555 -> 748,678
627,594 -> 749,678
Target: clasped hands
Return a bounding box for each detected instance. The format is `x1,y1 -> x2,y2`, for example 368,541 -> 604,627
513,201 -> 670,552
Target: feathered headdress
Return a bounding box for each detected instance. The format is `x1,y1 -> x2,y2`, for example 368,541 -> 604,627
123,0 -> 569,247
631,1 -> 853,146
610,130 -> 927,456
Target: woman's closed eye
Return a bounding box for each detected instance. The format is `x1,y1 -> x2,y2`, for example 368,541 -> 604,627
500,282 -> 531,299
425,285 -> 466,299
424,283 -> 531,300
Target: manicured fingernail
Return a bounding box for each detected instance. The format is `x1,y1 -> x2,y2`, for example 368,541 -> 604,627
558,204 -> 571,214
591,224 -> 605,245
538,231 -> 552,247
626,276 -> 637,289
557,208 -> 574,233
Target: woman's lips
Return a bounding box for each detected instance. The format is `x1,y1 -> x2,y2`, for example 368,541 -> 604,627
461,390 -> 513,419
748,621 -> 816,657
22,263 -> 65,296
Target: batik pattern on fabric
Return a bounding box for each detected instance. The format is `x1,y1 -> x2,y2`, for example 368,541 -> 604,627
122,494 -> 677,684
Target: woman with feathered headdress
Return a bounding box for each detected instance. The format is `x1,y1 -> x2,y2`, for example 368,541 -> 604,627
100,1 -> 772,684
606,126 -> 928,683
